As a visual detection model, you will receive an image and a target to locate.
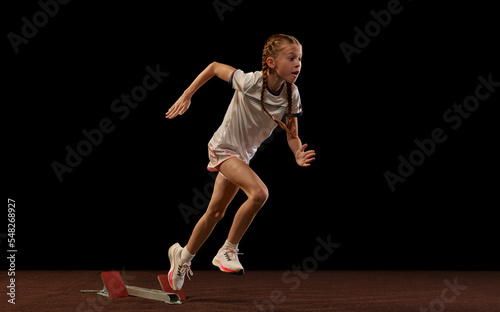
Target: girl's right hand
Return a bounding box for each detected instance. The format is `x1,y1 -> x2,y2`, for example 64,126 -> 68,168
165,93 -> 191,119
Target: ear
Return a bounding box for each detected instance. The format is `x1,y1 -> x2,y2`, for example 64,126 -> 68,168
266,57 -> 275,69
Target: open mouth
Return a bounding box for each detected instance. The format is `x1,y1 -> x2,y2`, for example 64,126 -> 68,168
292,71 -> 299,77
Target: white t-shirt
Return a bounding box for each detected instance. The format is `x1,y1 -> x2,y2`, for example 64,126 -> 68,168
209,69 -> 303,164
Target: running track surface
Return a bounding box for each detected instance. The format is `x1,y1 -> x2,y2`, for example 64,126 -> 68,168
3,270 -> 499,311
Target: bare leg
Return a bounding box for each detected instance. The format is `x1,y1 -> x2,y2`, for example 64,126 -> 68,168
218,158 -> 269,245
185,173 -> 239,255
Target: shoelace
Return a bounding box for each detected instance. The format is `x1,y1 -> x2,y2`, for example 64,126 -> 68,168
224,248 -> 243,261
178,263 -> 194,281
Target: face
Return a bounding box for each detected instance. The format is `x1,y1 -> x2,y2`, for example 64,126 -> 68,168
268,43 -> 302,84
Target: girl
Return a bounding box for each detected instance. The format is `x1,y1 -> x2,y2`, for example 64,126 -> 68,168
165,34 -> 315,291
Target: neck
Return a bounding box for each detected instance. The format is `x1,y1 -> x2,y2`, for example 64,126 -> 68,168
266,71 -> 284,93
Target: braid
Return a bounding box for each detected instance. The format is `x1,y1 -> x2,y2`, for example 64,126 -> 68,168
260,51 -> 270,122
286,81 -> 293,119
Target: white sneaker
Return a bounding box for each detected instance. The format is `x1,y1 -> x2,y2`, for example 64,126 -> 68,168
168,243 -> 193,291
212,246 -> 244,276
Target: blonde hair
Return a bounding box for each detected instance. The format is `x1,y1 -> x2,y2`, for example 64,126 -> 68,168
260,34 -> 301,134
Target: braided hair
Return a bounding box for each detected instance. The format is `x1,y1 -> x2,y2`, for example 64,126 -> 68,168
260,34 -> 301,134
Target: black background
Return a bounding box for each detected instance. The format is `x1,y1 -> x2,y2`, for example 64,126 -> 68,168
5,0 -> 499,271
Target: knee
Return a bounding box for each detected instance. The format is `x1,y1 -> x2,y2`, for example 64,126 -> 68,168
250,186 -> 269,207
206,209 -> 225,222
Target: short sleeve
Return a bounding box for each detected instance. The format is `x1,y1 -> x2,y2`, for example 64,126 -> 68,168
229,69 -> 261,93
291,85 -> 303,117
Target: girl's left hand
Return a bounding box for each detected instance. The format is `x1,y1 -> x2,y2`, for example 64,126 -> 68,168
295,144 -> 316,167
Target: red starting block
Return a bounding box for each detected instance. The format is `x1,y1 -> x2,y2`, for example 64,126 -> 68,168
158,274 -> 187,301
81,271 -> 185,305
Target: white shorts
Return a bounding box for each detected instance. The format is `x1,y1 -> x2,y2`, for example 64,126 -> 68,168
207,143 -> 243,174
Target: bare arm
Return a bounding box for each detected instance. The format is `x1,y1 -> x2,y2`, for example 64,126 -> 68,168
287,117 -> 316,167
165,62 -> 235,119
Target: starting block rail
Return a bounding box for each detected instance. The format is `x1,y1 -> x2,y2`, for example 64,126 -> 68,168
81,271 -> 184,305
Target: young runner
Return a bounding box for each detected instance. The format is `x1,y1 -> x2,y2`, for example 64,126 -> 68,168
165,34 -> 315,291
